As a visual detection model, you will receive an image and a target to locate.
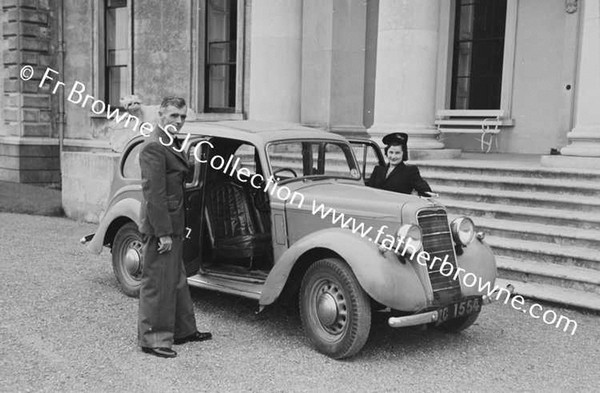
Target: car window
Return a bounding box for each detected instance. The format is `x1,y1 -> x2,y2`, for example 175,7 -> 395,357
199,137 -> 264,186
351,142 -> 384,182
267,141 -> 360,181
122,141 -> 144,179
233,143 -> 258,175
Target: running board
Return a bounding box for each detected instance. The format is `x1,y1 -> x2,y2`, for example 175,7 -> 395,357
187,274 -> 263,300
202,269 -> 267,284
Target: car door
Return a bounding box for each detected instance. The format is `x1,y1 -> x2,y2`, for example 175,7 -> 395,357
348,139 -> 386,184
182,137 -> 211,276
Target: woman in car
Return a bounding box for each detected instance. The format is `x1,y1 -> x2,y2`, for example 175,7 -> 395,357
367,132 -> 433,197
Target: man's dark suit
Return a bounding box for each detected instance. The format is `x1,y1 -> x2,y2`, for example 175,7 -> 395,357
367,163 -> 432,197
137,126 -> 197,348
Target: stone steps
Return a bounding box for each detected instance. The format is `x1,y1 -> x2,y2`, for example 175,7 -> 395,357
413,157 -> 600,311
421,171 -> 600,197
496,256 -> 600,295
496,278 -> 600,313
442,199 -> 600,230
414,159 -> 600,182
486,235 -> 600,270
467,216 -> 600,250
434,184 -> 600,212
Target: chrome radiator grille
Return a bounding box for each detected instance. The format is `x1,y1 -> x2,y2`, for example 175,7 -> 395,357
417,208 -> 462,304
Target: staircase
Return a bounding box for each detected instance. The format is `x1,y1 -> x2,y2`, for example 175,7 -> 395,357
414,155 -> 600,312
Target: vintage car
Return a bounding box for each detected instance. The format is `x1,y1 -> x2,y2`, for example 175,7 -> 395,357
83,120 -> 497,359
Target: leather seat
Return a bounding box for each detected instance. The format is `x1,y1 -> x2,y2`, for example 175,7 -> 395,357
204,179 -> 271,266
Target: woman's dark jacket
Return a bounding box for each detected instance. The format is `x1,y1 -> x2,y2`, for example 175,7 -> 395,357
367,162 -> 432,197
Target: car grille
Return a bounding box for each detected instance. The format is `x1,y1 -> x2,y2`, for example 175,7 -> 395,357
417,208 -> 462,304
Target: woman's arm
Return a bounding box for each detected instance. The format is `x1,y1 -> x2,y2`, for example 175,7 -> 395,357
410,166 -> 432,196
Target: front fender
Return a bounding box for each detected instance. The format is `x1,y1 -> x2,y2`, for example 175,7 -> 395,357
86,198 -> 141,254
456,237 -> 497,297
260,228 -> 428,312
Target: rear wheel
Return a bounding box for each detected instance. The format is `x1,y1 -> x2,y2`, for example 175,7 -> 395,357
112,222 -> 144,297
299,258 -> 371,359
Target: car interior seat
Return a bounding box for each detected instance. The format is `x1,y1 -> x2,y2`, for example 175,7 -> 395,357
203,173 -> 271,269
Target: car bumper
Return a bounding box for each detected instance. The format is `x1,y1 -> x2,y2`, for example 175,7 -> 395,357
387,290 -> 505,328
388,310 -> 439,328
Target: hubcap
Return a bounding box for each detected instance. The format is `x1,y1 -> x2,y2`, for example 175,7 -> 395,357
317,292 -> 338,326
313,281 -> 348,335
123,239 -> 143,278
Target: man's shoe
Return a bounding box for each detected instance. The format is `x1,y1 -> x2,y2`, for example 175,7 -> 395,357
141,347 -> 177,358
174,331 -> 212,345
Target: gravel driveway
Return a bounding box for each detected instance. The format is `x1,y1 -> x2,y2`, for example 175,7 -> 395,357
1,212 -> 599,392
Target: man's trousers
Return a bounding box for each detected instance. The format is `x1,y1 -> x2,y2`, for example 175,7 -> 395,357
138,235 -> 197,348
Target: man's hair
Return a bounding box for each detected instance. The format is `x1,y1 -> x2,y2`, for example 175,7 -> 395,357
160,96 -> 186,109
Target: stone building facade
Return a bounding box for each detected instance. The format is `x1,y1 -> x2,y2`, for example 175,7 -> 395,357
1,0 -> 599,220
1,0 -> 60,184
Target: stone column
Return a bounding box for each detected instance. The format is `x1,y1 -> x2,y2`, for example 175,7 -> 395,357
369,0 -> 455,158
248,0 -> 302,122
0,0 -> 60,184
560,0 -> 600,159
300,0 -> 367,136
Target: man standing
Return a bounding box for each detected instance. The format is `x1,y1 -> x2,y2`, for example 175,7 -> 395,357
138,96 -> 211,358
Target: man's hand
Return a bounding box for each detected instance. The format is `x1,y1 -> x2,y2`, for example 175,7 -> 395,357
157,235 -> 173,254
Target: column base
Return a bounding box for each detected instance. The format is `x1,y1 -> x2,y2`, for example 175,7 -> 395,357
540,155 -> 600,170
368,124 -> 445,149
560,125 -> 600,157
409,149 -> 462,161
330,124 -> 370,138
0,136 -> 60,185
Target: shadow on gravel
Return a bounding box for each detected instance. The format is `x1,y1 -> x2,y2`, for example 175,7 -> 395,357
189,287 -> 307,343
0,181 -> 63,216
187,287 -> 481,360
358,312 -> 464,360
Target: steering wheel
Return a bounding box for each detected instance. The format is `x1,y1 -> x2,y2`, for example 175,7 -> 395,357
273,167 -> 298,179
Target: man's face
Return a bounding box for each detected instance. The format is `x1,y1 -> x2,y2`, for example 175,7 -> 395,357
158,105 -> 187,134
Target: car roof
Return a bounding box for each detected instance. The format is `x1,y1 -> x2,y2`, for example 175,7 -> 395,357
181,120 -> 348,145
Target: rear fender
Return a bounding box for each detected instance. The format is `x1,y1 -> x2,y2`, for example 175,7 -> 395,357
87,198 -> 141,254
260,228 -> 428,311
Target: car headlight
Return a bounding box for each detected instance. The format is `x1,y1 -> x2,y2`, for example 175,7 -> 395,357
395,224 -> 423,256
450,217 -> 475,247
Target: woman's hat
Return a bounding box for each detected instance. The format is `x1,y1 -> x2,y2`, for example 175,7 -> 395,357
382,132 -> 408,146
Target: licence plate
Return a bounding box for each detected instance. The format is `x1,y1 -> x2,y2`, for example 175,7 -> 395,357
436,297 -> 482,324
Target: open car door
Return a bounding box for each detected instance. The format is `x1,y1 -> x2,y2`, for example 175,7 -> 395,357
182,136 -> 211,276
348,138 -> 386,184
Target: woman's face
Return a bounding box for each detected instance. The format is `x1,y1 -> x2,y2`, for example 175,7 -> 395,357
386,145 -> 404,165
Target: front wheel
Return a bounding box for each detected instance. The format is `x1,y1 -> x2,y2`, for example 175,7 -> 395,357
299,258 -> 371,359
111,222 -> 144,297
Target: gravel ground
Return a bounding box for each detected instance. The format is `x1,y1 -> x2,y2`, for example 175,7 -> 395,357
1,212 -> 599,392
